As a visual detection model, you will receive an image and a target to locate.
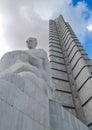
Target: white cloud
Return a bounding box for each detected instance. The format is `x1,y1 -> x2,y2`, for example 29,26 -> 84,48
0,0 -> 92,58
0,14 -> 3,36
87,24 -> 92,31
86,11 -> 92,32
0,14 -> 11,58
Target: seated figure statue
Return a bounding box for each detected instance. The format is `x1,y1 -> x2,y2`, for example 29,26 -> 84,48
0,37 -> 54,129
0,37 -> 53,97
0,38 -> 49,75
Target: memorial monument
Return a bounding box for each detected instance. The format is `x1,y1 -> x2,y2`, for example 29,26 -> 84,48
0,15 -> 91,130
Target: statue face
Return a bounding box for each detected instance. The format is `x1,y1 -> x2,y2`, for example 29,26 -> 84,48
26,37 -> 37,49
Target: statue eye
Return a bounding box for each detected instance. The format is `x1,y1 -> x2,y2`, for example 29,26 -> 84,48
29,40 -> 32,42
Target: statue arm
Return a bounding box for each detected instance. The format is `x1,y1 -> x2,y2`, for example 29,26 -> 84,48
0,62 -> 41,78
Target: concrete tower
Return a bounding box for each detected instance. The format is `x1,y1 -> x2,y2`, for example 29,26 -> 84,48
49,15 -> 92,127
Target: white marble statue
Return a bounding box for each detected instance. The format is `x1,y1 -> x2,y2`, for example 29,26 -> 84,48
0,37 -> 54,129
0,37 -> 53,95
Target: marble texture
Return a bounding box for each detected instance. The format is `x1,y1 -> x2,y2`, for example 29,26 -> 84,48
0,37 -> 53,130
49,100 -> 90,130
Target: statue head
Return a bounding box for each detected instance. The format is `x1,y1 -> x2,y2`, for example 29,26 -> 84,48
26,37 -> 37,49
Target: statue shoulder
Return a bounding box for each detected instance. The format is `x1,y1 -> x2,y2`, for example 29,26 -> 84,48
0,51 -> 14,61
0,50 -> 28,65
37,49 -> 47,58
1,50 -> 28,59
27,48 -> 47,58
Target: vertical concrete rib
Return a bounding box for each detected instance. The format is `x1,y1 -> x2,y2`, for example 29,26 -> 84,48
55,16 -> 86,124
49,15 -> 92,128
49,20 -> 76,116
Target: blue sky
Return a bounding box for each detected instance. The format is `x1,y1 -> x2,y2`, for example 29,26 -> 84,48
72,0 -> 92,60
73,0 -> 92,9
0,0 -> 92,60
